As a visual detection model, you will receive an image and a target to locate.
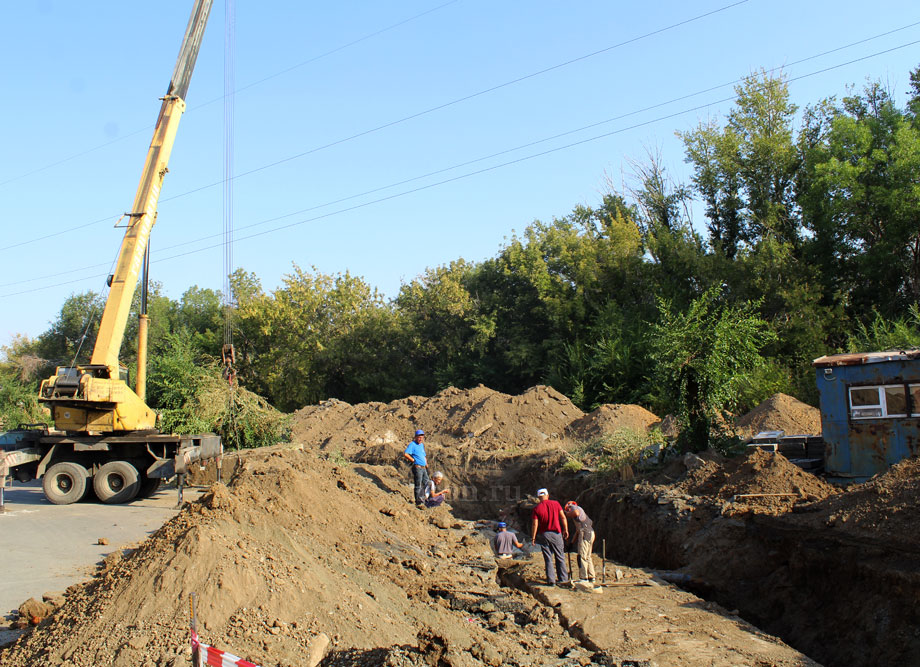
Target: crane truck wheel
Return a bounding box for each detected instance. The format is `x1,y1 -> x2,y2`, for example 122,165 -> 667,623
93,460 -> 141,504
42,461 -> 89,505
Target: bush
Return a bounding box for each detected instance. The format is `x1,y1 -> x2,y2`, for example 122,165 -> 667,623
563,426 -> 666,478
148,332 -> 289,449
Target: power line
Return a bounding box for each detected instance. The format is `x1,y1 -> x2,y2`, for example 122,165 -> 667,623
3,27 -> 917,291
0,0 -> 753,254
3,37 -> 916,300
0,0 -> 463,193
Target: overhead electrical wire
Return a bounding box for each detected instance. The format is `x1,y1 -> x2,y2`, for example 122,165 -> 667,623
0,0 -> 463,192
2,37 -> 917,300
0,0 -> 754,254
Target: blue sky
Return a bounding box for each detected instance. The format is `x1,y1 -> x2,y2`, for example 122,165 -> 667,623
1,0 -> 918,348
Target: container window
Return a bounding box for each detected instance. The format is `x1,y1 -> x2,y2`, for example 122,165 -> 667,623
849,385 -> 907,419
849,387 -> 879,407
885,385 -> 907,417
911,384 -> 920,416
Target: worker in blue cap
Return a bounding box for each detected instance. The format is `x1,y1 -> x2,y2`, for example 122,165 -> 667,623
493,521 -> 523,559
403,429 -> 429,506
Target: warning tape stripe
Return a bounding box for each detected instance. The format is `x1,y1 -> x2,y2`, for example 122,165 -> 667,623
192,632 -> 261,667
202,642 -> 260,667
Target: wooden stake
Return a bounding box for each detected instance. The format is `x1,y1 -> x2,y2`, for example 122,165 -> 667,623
190,593 -> 200,667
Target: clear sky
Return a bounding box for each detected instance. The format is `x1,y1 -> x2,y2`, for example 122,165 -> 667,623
1,0 -> 918,349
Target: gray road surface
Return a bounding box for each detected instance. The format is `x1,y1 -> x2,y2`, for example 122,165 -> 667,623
0,480 -> 202,619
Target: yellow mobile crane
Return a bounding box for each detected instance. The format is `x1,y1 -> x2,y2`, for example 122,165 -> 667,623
0,0 -> 221,505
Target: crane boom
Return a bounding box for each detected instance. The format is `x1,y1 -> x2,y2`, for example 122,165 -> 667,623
40,0 -> 213,433
93,0 -> 213,374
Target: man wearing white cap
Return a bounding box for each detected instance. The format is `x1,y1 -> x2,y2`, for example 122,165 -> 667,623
530,488 -> 569,585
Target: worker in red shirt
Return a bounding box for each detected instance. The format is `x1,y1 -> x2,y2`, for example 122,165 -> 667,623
530,488 -> 569,585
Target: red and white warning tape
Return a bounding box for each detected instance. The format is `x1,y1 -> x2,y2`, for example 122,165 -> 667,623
191,629 -> 261,667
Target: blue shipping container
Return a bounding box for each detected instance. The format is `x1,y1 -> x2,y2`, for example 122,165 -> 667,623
813,350 -> 920,481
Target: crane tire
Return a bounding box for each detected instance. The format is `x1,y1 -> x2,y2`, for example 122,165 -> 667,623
43,461 -> 89,505
93,460 -> 141,504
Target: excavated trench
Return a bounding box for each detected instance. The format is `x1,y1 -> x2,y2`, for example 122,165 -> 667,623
577,491 -> 920,667
444,462 -> 920,667
190,438 -> 918,667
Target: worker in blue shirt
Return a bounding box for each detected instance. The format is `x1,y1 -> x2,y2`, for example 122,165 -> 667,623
403,429 -> 429,506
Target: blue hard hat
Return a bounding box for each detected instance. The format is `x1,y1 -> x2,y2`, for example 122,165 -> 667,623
497,522 -> 507,528
415,429 -> 425,436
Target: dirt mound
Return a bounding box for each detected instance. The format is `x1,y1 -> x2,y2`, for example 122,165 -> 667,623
662,449 -> 838,513
735,393 -> 821,439
7,378 -> 915,667
566,403 -> 660,441
290,385 -> 583,456
0,449 -> 585,667
789,455 -> 920,549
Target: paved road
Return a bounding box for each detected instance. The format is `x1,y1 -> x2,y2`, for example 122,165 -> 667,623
0,480 -> 202,618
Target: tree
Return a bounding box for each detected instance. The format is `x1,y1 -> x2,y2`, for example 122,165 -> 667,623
0,335 -> 49,428
234,264 -> 390,410
649,286 -> 776,452
395,259 -> 494,393
680,70 -> 800,257
802,79 -> 920,316
34,291 -> 107,367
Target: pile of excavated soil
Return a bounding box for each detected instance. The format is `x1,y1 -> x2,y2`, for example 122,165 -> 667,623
669,449 -> 839,513
566,404 -> 660,441
8,381 -> 917,667
0,448 -> 587,667
291,385 -> 584,456
788,455 -> 920,549
287,385 -> 588,518
735,393 -> 822,440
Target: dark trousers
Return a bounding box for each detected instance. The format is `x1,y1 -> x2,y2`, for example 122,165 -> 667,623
536,531 -> 568,584
411,465 -> 429,504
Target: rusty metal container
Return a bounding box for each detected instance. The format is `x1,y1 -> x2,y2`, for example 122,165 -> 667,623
813,350 -> 920,481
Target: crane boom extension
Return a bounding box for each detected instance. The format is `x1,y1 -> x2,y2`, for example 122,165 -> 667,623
93,0 -> 212,374
40,0 -> 213,433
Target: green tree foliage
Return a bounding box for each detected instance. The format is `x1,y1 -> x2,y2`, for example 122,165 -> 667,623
482,194 -> 650,405
147,331 -> 288,449
233,264 -> 393,410
396,259 -> 495,392
680,70 -> 799,257
146,331 -> 212,435
801,76 -> 920,317
0,336 -> 49,429
649,286 -> 776,453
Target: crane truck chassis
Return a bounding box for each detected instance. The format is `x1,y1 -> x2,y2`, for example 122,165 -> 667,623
1,425 -> 221,505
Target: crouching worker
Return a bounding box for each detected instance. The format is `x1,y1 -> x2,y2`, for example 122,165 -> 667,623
424,471 -> 450,507
492,522 -> 523,559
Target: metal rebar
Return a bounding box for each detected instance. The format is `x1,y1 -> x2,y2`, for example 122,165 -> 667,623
602,539 -> 606,584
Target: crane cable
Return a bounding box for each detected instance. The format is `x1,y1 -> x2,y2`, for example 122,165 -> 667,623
221,0 -> 239,447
